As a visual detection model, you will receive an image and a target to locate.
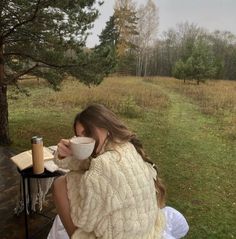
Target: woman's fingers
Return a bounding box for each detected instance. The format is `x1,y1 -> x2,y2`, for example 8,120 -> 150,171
57,139 -> 72,158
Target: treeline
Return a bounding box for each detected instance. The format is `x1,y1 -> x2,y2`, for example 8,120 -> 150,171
147,24 -> 236,81
97,0 -> 236,81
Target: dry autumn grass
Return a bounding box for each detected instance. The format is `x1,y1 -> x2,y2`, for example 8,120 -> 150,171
8,76 -> 236,238
158,77 -> 235,114
13,76 -> 236,140
145,77 -> 236,140
14,76 -> 169,116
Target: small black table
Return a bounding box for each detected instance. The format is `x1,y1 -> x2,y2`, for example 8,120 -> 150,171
18,167 -> 64,239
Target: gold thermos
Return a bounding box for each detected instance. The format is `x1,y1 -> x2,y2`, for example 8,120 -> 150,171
31,136 -> 44,174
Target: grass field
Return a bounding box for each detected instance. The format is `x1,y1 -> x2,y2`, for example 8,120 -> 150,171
8,76 -> 236,238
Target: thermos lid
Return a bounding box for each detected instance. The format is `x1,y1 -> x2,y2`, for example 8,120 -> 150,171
31,136 -> 43,144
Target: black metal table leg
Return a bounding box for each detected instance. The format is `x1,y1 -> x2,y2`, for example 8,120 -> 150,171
17,167 -> 64,239
27,178 -> 31,213
22,176 -> 29,239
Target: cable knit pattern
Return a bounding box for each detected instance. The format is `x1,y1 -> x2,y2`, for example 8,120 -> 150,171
56,142 -> 166,239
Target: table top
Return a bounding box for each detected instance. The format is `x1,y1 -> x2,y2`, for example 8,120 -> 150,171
18,167 -> 64,178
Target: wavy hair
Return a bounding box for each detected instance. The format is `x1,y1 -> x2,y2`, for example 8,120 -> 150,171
73,104 -> 166,208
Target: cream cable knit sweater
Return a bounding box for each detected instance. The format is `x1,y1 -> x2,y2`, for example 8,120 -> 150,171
54,142 -> 166,239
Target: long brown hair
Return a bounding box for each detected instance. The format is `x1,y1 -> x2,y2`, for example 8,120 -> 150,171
73,104 -> 166,208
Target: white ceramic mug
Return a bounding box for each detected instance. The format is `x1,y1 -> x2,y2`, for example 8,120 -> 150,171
69,136 -> 95,160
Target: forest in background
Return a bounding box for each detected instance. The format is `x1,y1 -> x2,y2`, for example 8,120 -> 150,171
98,0 -> 236,81
1,0 -> 236,144
1,0 -> 235,237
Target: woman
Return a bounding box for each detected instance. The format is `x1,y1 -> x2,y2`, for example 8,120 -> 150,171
48,104 -> 189,239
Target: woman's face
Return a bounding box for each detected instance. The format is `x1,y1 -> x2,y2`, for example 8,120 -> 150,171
75,122 -> 108,154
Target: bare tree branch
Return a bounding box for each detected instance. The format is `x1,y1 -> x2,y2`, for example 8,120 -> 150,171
4,64 -> 39,84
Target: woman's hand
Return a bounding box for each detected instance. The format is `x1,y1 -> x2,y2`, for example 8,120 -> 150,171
57,139 -> 72,159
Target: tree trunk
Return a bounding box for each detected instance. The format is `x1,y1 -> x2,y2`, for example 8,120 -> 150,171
136,52 -> 142,77
0,43 -> 11,145
144,50 -> 149,77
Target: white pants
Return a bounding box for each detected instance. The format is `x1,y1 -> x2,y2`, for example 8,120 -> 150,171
47,206 -> 189,239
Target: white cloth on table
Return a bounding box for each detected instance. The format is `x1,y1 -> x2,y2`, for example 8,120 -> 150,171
14,146 -> 68,214
47,207 -> 189,239
44,145 -> 69,173
14,176 -> 54,214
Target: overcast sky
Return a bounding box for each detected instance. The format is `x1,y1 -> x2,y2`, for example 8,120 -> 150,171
86,0 -> 236,47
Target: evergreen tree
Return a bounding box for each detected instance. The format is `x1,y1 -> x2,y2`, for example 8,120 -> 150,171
173,40 -> 217,84
99,15 -> 119,47
172,59 -> 187,83
0,0 -> 107,145
94,15 -> 119,74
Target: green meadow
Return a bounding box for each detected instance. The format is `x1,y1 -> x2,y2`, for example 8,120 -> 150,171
8,76 -> 236,238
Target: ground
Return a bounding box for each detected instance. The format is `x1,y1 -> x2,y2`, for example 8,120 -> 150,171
0,146 -> 56,239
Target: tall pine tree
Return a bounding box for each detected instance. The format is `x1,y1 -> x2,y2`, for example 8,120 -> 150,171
0,0 -> 107,145
94,15 -> 119,74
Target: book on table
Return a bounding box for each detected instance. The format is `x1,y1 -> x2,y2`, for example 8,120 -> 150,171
10,147 -> 54,171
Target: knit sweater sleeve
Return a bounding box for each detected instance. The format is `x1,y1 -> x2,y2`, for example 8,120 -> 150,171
67,170 -> 107,238
67,143 -> 165,239
53,151 -> 71,169
53,150 -> 90,171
